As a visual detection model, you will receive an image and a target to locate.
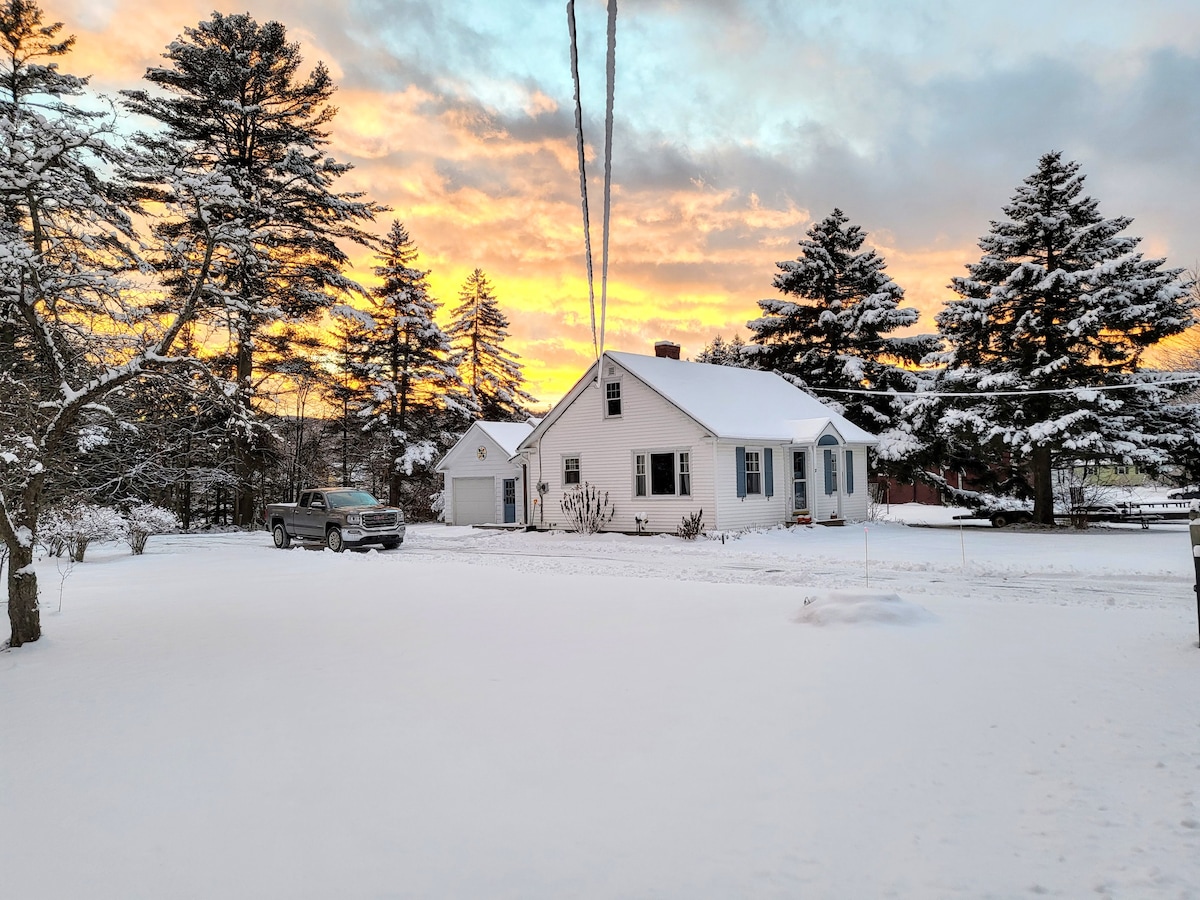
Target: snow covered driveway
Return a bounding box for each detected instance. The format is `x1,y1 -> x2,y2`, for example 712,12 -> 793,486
2,521 -> 1199,898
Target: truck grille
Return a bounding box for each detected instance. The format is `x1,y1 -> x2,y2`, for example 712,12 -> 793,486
362,511 -> 399,529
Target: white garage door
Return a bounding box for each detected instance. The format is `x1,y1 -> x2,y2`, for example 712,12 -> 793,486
452,477 -> 496,525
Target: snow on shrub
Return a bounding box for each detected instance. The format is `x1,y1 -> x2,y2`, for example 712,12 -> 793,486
795,591 -> 936,627
39,502 -> 126,562
124,503 -> 180,555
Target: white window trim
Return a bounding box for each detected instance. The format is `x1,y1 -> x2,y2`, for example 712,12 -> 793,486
603,379 -> 623,418
562,453 -> 582,487
632,448 -> 693,499
744,448 -> 763,496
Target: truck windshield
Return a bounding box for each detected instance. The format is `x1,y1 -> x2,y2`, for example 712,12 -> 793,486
326,491 -> 381,509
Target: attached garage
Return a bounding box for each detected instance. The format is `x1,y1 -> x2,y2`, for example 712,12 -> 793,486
452,477 -> 496,526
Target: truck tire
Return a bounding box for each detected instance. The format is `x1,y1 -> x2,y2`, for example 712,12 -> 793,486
272,523 -> 291,549
381,538 -> 400,550
990,512 -> 1011,528
326,526 -> 345,553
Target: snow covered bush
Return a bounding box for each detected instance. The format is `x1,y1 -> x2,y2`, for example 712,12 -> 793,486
676,510 -> 705,540
124,503 -> 180,555
430,490 -> 446,522
560,484 -> 615,534
39,503 -> 126,562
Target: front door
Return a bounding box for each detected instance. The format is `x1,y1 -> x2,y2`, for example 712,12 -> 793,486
503,479 -> 517,523
792,450 -> 808,512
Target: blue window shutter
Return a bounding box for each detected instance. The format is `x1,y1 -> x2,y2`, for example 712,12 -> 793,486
735,446 -> 746,498
824,449 -> 834,495
764,448 -> 774,498
845,450 -> 854,494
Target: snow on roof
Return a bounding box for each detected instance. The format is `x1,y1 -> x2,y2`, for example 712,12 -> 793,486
607,351 -> 877,444
476,421 -> 536,456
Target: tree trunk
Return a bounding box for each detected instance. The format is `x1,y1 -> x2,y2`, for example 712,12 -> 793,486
7,543 -> 39,647
1031,445 -> 1055,525
232,312 -> 257,528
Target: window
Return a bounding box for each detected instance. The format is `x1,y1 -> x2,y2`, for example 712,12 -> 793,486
745,450 -> 762,495
563,456 -> 581,486
1114,465 -> 1128,475
605,380 -> 622,417
634,451 -> 691,497
792,450 -> 807,511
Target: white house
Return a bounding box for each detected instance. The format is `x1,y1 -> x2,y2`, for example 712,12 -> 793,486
514,345 -> 877,533
437,420 -> 536,526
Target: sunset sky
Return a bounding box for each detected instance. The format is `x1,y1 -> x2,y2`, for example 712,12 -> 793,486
50,0 -> 1200,404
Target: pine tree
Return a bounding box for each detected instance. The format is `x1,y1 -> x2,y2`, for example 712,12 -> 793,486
361,222 -> 470,507
695,334 -> 751,367
447,268 -> 536,421
0,1 -> 218,645
887,152 -> 1197,524
745,209 -> 935,433
122,12 -> 383,527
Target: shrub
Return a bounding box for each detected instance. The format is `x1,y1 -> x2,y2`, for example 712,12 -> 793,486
124,503 -> 180,555
39,502 -> 125,562
676,509 -> 705,540
560,483 -> 615,534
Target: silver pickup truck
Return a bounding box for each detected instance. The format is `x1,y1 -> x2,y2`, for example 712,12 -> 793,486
265,488 -> 406,552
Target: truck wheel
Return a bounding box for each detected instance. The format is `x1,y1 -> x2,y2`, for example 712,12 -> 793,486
990,512 -> 1010,528
326,527 -> 345,553
272,523 -> 291,549
381,538 -> 400,550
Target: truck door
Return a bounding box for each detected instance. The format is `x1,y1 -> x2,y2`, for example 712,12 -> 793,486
297,491 -> 324,538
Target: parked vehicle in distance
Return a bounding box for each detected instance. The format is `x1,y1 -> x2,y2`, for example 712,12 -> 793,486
265,488 -> 405,552
1168,486 -> 1200,500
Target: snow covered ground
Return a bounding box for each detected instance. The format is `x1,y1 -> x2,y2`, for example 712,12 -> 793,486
3,508 -> 1200,898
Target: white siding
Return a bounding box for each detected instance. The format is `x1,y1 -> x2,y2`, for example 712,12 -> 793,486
440,424 -> 526,525
525,363 -> 713,533
713,442 -> 791,531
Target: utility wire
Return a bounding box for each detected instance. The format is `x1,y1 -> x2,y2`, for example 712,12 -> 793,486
566,0 -> 598,361
598,0 -> 616,357
805,373 -> 1200,399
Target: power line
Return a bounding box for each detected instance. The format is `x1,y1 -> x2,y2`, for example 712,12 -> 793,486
806,373 -> 1200,399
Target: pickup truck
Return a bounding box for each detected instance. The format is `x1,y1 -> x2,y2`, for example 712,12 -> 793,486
265,488 -> 405,552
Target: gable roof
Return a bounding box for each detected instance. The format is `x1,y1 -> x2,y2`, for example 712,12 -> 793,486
518,352 -> 876,450
436,420 -> 536,472
609,352 -> 876,444
476,420 -> 537,456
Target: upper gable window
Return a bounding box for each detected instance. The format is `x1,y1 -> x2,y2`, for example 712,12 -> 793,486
604,380 -> 622,417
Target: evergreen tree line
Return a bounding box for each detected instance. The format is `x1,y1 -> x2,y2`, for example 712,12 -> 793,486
700,153 -> 1199,525
0,2 -> 533,644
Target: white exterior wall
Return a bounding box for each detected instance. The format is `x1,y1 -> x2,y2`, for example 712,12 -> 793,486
713,440 -> 873,529
712,441 -> 791,531
809,441 -> 872,523
526,365 -> 713,533
439,426 -> 526,525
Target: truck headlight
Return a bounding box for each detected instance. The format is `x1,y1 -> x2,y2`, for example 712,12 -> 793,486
346,513 -> 362,525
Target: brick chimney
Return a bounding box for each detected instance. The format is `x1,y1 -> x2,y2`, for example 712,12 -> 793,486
654,340 -> 681,360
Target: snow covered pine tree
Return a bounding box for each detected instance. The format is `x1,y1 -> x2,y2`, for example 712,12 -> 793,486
447,269 -> 537,422
884,152 -> 1197,525
122,12 -> 383,527
360,222 -> 472,508
745,209 -> 936,434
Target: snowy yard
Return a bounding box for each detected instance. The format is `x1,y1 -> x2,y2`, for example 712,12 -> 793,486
3,511 -> 1200,898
